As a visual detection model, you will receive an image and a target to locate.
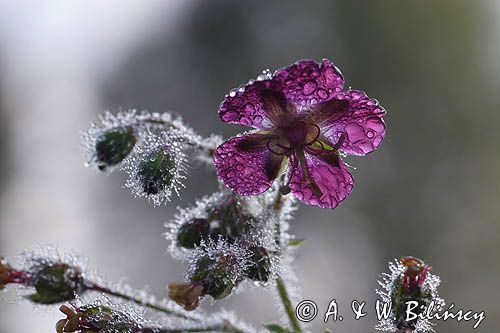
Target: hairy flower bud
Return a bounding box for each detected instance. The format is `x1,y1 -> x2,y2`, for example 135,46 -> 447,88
56,305 -> 80,333
390,257 -> 433,330
177,218 -> 210,249
124,130 -> 187,206
376,257 -> 444,332
190,255 -> 237,300
206,200 -> 250,243
167,282 -> 204,311
29,264 -> 85,304
244,246 -> 271,282
170,193 -> 261,254
137,148 -> 177,195
95,127 -> 136,170
56,303 -> 140,333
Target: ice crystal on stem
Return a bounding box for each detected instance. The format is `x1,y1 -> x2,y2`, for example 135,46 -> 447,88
376,257 -> 445,333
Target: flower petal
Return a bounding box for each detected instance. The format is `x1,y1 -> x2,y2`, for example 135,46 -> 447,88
219,79 -> 292,129
215,134 -> 284,195
289,154 -> 353,208
272,59 -> 344,109
321,90 -> 386,156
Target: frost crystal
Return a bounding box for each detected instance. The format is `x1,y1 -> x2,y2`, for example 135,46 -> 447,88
166,186 -> 300,310
167,190 -> 270,257
82,110 -> 142,171
123,129 -> 187,206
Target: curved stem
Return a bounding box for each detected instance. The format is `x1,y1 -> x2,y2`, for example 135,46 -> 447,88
89,284 -> 249,332
89,284 -> 197,321
140,118 -> 216,156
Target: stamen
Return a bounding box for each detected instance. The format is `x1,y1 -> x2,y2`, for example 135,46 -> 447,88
267,137 -> 293,156
266,139 -> 286,156
304,141 -> 330,156
332,133 -> 346,151
295,146 -> 323,198
281,153 -> 298,194
303,123 -> 321,145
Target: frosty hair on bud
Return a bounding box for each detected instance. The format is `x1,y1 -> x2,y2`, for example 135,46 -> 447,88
376,257 -> 445,333
82,110 -> 142,171
122,129 -> 188,206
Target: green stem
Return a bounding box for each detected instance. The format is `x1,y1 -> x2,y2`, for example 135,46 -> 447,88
90,285 -> 249,332
273,186 -> 302,333
141,118 -> 216,155
89,284 -> 197,321
276,276 -> 302,333
139,324 -> 245,333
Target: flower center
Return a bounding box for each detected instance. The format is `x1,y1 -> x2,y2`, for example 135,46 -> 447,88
266,120 -> 344,199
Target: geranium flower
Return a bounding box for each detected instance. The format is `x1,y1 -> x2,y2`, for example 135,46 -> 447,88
214,59 -> 386,208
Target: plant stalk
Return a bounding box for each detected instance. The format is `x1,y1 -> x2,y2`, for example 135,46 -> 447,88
273,185 -> 302,333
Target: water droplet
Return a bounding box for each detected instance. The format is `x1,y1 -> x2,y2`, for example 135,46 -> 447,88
302,81 -> 317,95
317,88 -> 329,99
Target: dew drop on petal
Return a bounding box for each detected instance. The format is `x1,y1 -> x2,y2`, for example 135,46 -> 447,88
317,88 -> 329,99
302,81 -> 317,95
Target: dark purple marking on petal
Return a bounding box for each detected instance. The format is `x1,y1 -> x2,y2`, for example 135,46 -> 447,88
306,99 -> 350,125
321,90 -> 386,156
234,133 -> 278,151
265,153 -> 285,181
219,79 -> 289,130
317,152 -> 341,168
272,59 -> 344,109
214,135 -> 284,196
261,89 -> 296,125
288,154 -> 353,209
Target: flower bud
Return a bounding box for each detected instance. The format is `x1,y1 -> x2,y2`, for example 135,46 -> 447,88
0,257 -> 29,290
29,264 -> 85,304
206,201 -> 245,242
177,218 -> 210,249
137,148 -> 177,195
56,305 -> 80,333
391,257 -> 433,330
244,246 -> 271,282
56,303 -> 140,333
167,282 -> 204,311
377,257 -> 444,332
0,258 -> 12,290
95,126 -> 136,170
190,255 -> 237,300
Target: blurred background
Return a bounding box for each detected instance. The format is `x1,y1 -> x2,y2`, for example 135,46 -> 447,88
0,0 -> 499,331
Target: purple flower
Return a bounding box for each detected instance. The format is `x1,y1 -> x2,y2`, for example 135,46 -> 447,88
214,59 -> 386,208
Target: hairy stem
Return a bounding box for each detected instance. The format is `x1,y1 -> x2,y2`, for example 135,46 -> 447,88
276,276 -> 302,333
273,186 -> 302,333
139,323 -> 245,333
141,118 -> 216,155
89,284 -> 197,321
89,285 -> 250,332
